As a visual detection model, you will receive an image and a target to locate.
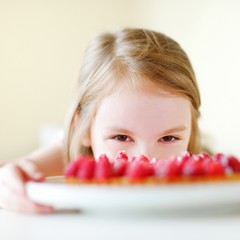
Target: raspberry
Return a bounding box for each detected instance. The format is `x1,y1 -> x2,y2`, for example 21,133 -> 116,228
65,152 -> 240,182
153,159 -> 166,177
205,160 -> 225,176
76,157 -> 96,180
227,155 -> 240,173
154,158 -> 181,178
197,152 -> 211,161
137,154 -> 150,162
115,150 -> 128,161
214,153 -> 225,161
128,156 -> 136,163
213,153 -> 228,168
128,154 -> 149,163
95,154 -> 114,180
64,156 -> 86,177
180,151 -> 192,159
176,153 -> 192,172
213,153 -> 240,173
126,158 -> 154,179
182,156 -> 205,177
113,158 -> 128,177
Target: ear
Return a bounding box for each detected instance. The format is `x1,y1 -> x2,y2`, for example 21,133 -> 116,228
82,133 -> 91,147
73,110 -> 91,147
73,110 -> 80,129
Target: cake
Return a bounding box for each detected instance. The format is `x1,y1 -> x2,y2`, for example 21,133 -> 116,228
64,151 -> 240,185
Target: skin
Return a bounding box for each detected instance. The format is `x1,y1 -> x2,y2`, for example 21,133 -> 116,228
0,143 -> 64,213
86,82 -> 192,162
0,81 -> 192,213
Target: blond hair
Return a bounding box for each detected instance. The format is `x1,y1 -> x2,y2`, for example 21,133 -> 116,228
64,28 -> 202,162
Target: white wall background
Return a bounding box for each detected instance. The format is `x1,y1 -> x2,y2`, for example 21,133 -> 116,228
0,0 -> 240,161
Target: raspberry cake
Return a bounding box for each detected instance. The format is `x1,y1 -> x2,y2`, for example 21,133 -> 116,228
64,151 -> 240,185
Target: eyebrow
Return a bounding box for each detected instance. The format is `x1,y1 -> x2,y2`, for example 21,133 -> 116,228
160,125 -> 187,135
104,127 -> 135,135
104,125 -> 187,135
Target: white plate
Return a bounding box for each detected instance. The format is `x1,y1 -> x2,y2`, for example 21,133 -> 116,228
26,176 -> 240,213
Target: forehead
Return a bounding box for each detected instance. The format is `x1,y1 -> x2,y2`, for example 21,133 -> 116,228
94,83 -> 191,132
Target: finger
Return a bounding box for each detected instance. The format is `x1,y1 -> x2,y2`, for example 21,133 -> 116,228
0,164 -> 26,195
0,184 -> 54,214
17,159 -> 44,181
18,200 -> 54,214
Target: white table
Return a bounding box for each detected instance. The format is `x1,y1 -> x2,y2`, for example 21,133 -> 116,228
1,207 -> 240,240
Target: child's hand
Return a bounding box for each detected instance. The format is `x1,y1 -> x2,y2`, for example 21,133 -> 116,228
0,159 -> 54,213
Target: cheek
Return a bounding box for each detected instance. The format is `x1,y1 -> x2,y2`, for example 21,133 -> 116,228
155,144 -> 188,160
89,127 -> 115,161
91,141 -> 123,162
89,117 -> 125,161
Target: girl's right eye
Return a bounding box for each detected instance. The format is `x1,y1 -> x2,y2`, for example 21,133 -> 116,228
113,135 -> 131,142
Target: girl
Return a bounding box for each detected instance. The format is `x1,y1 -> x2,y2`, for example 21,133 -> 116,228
0,28 -> 203,213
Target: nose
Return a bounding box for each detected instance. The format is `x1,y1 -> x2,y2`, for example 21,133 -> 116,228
130,143 -> 155,160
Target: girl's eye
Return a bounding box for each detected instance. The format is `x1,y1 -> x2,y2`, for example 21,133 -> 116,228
113,135 -> 131,142
159,135 -> 178,143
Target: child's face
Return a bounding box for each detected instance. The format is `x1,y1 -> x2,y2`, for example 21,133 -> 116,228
86,83 -> 192,161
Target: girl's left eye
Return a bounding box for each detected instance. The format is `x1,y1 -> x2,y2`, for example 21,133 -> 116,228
113,135 -> 131,142
159,135 -> 178,143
